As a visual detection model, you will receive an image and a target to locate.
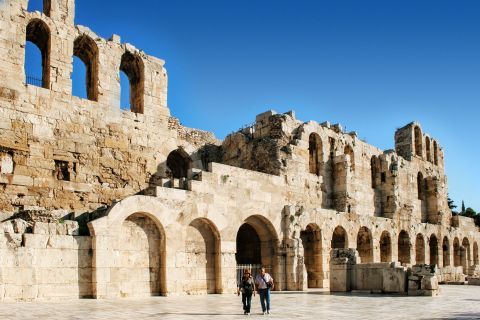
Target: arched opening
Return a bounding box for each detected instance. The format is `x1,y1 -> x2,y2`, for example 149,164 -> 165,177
308,133 -> 323,176
461,237 -> 471,274
415,234 -> 425,264
236,215 -> 279,288
371,156 -> 379,189
453,237 -> 461,267
300,224 -> 323,288
425,137 -> 431,162
433,141 -> 439,165
442,236 -> 450,267
473,242 -> 479,265
398,230 -> 411,265
166,149 -> 191,179
120,51 -> 144,113
429,234 -> 439,266
418,172 -> 427,222
25,19 -> 50,88
331,226 -> 348,249
344,145 -> 355,172
73,35 -> 99,101
414,126 -> 423,157
417,172 -> 425,200
186,218 -> 221,294
112,212 -> 165,297
27,0 -> 51,16
357,226 -> 373,263
380,231 -> 392,263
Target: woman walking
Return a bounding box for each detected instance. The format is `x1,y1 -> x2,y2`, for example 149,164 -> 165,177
237,269 -> 255,315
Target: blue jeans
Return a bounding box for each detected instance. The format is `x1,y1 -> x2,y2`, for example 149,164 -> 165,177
258,288 -> 270,312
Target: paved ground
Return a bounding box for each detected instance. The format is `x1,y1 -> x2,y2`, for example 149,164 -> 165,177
1,285 -> 480,319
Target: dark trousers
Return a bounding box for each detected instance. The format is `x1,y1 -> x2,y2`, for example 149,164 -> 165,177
242,292 -> 253,313
258,288 -> 271,312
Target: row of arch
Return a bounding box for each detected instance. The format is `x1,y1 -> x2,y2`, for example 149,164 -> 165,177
25,18 -> 144,113
309,132 -> 355,176
414,125 -> 439,165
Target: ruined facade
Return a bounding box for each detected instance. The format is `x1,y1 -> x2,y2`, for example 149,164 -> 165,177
0,0 -> 479,300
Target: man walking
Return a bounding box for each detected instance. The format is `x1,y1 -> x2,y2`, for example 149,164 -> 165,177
255,267 -> 274,315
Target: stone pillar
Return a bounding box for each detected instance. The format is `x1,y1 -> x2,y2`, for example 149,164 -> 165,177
90,234 -> 112,299
220,240 -> 237,293
284,238 -> 308,291
330,248 -> 357,292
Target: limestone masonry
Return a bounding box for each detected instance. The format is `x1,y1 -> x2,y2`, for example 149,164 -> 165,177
0,0 -> 478,300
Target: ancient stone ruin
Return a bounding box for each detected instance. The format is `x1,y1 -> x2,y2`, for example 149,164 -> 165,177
0,0 -> 479,300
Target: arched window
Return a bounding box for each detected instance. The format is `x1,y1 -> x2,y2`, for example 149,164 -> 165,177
25,19 -> 50,88
417,172 -> 424,200
414,126 -> 422,157
27,0 -> 51,17
425,137 -> 431,162
166,149 -> 191,179
308,133 -> 323,176
344,145 -> 355,172
398,230 -> 411,265
72,35 -> 99,101
120,52 -> 144,113
433,141 -> 439,165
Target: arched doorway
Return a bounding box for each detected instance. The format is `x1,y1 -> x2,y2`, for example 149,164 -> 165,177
236,215 -> 279,287
416,234 -> 425,264
166,149 -> 191,180
308,133 -> 323,176
112,212 -> 165,297
185,218 -> 221,294
453,237 -> 461,267
300,224 -> 323,288
429,234 -> 439,266
380,231 -> 392,262
357,226 -> 373,263
398,230 -> 411,265
442,237 -> 450,267
331,226 -> 348,249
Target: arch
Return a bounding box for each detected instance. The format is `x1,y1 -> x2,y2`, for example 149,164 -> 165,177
453,237 -> 461,267
433,141 -> 439,165
370,156 -> 380,189
344,145 -> 355,172
425,137 -> 431,162
308,133 -> 323,176
331,226 -> 348,249
473,242 -> 479,265
186,218 -> 221,294
120,51 -> 144,113
166,149 -> 191,179
461,237 -> 471,274
415,234 -> 425,264
25,18 -> 50,88
73,35 -> 99,101
357,226 -> 373,263
379,231 -> 392,263
398,230 -> 411,265
112,212 -> 166,297
414,126 -> 423,157
429,234 -> 439,266
442,236 -> 450,267
300,223 -> 323,288
236,215 -> 279,288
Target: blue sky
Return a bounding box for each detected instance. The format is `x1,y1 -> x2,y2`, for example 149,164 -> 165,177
25,0 -> 480,210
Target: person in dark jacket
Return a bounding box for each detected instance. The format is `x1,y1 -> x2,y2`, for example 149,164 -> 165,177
237,269 -> 256,315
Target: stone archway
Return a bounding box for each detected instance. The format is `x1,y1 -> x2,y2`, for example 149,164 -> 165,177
398,230 -> 411,265
461,237 -> 471,274
429,234 -> 439,266
331,226 -> 348,249
380,231 -> 392,263
442,236 -> 450,267
112,212 -> 165,297
474,242 -> 479,266
300,224 -> 323,288
453,237 -> 461,267
416,234 -> 425,264
357,226 -> 373,263
185,218 -> 221,294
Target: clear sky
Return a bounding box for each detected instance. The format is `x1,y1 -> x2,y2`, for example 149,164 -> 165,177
24,0 -> 480,210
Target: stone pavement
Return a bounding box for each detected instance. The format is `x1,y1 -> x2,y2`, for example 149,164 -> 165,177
0,285 -> 479,320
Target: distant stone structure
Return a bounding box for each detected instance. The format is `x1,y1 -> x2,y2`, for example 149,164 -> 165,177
0,0 -> 479,300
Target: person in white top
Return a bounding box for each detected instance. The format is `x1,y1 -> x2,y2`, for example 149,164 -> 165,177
254,267 -> 274,314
